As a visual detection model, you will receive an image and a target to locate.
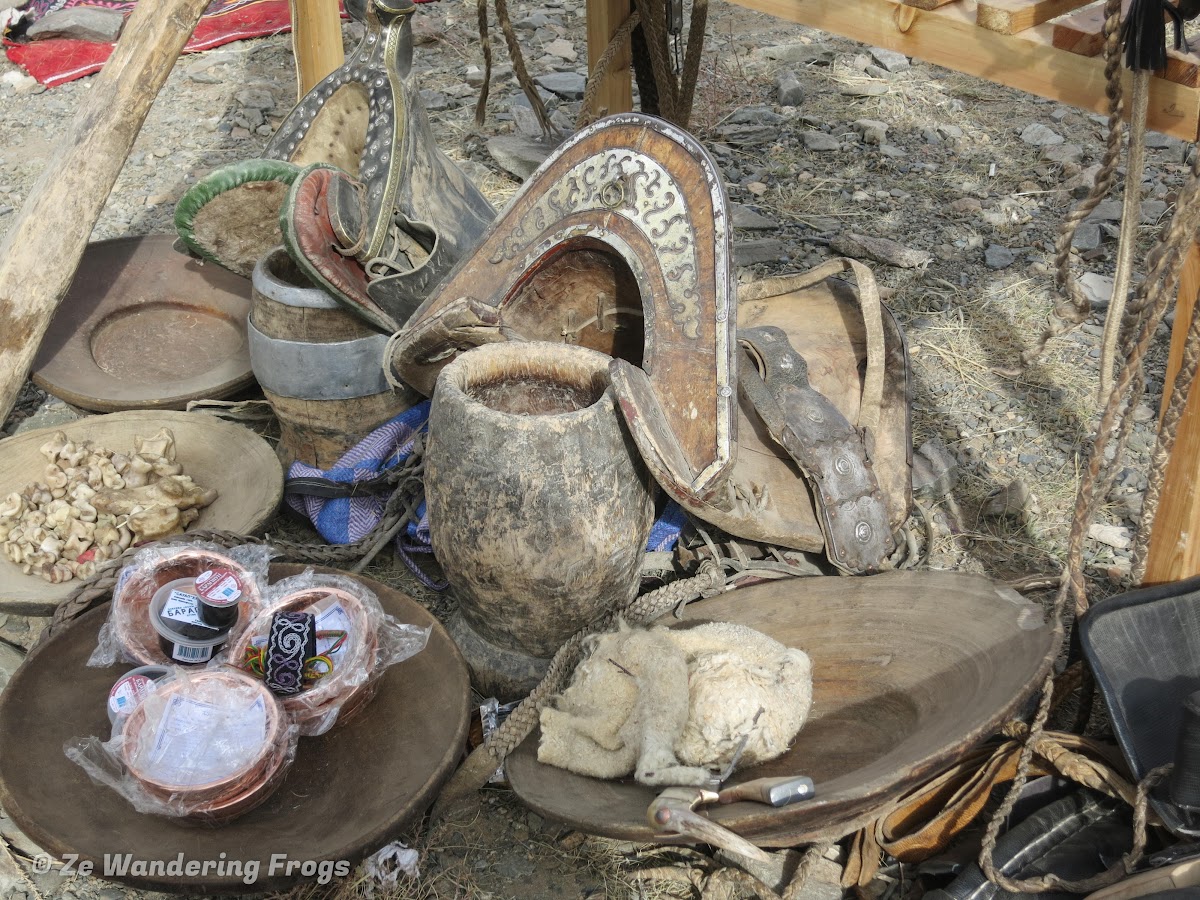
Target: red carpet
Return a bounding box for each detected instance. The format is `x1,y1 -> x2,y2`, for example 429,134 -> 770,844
6,0 -> 326,87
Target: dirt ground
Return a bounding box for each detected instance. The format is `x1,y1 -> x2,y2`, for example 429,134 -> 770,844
0,0 -> 1188,897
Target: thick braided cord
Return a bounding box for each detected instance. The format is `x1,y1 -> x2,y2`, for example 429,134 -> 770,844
430,561 -> 726,818
631,0 -> 679,122
1024,0 -> 1126,366
674,0 -> 708,128
494,0 -> 552,136
977,114 -> 1200,897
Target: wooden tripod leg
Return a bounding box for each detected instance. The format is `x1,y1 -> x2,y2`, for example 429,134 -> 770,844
0,0 -> 210,428
1143,241 -> 1200,584
290,0 -> 345,99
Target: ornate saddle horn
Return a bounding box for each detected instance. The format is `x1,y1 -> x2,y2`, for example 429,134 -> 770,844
388,113 -> 738,500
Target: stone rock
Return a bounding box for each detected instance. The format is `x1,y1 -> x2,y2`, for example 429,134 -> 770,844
981,480 -> 1032,519
727,106 -> 785,126
761,43 -> 835,66
27,7 -> 124,42
1078,273 -> 1115,310
949,197 -> 983,215
0,641 -> 21,697
411,15 -> 442,45
535,71 -> 585,100
516,11 -> 554,30
984,244 -> 1016,269
1087,199 -> 1168,225
487,135 -> 562,180
840,82 -> 888,98
829,233 -> 932,268
419,89 -> 449,111
510,101 -> 546,137
235,88 -> 275,111
1020,123 -> 1064,146
879,144 -> 907,158
912,438 -> 959,500
731,203 -> 780,230
1042,142 -> 1083,165
776,70 -> 804,107
464,64 -> 486,87
12,397 -> 82,435
718,124 -> 779,146
735,239 -> 788,267
852,118 -> 888,145
1071,222 -> 1102,251
544,38 -> 577,61
803,131 -> 841,152
1089,523 -> 1132,550
869,46 -> 910,72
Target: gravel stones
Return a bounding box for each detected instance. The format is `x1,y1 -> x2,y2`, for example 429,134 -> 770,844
534,71 -> 585,99
27,7 -> 124,42
776,70 -> 803,106
830,233 -> 932,268
984,244 -> 1016,269
803,131 -> 841,152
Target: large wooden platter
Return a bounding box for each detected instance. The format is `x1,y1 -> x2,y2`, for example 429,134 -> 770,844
0,564 -> 470,893
0,411 -> 283,616
508,570 -> 1056,846
31,235 -> 255,412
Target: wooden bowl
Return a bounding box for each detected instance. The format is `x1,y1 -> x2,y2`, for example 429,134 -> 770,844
231,586 -> 379,731
0,411 -> 283,616
507,570 -> 1057,847
121,668 -> 286,809
0,564 -> 469,892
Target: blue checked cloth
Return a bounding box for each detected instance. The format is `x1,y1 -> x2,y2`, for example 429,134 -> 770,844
286,402 -> 430,543
287,399 -> 686,554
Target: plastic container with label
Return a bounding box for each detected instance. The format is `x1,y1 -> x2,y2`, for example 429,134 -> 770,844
150,582 -> 232,665
106,665 -> 171,725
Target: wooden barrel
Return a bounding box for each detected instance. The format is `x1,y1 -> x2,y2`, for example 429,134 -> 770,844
248,247 -> 417,468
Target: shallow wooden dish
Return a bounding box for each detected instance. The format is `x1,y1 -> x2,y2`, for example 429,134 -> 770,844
0,411 -> 283,616
31,235 -> 254,413
0,565 -> 470,893
507,570 -> 1056,847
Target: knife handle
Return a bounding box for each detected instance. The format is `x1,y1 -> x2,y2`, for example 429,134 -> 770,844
718,776 -> 815,807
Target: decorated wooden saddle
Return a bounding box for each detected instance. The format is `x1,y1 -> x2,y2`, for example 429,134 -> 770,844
384,114 -> 911,573
175,0 -> 494,298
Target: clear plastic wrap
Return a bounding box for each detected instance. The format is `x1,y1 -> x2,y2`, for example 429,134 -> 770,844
90,542 -> 272,668
224,569 -> 430,736
66,666 -> 298,824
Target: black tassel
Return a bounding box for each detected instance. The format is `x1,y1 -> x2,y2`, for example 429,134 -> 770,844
1123,0 -> 1170,70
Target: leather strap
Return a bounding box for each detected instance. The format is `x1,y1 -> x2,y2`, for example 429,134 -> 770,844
738,257 -> 886,432
738,325 -> 894,574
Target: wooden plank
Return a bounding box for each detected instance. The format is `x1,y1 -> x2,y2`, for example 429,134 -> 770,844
0,0 -> 210,427
290,0 -> 345,99
904,0 -> 962,9
1052,0 -> 1127,55
1143,242 -> 1200,584
977,0 -> 1092,35
720,0 -> 1200,140
1052,0 -> 1200,87
586,0 -> 634,116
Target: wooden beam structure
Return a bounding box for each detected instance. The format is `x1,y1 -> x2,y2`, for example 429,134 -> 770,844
1143,246 -> 1200,584
976,0 -> 1092,35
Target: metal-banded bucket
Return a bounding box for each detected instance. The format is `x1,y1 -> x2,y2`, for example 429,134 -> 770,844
249,247 -> 417,468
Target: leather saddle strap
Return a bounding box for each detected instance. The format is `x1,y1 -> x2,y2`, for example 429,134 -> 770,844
739,257 -> 886,432
738,325 -> 894,573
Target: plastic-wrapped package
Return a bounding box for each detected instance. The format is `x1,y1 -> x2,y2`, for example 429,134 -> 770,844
66,666 -> 298,824
227,570 -> 430,736
90,542 -> 272,668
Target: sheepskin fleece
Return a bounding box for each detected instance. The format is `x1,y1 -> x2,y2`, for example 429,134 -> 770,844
537,621 -> 812,787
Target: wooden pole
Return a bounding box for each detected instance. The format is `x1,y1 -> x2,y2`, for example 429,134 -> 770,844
586,0 -> 634,116
0,0 -> 209,428
1142,242 -> 1200,584
290,0 -> 345,99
